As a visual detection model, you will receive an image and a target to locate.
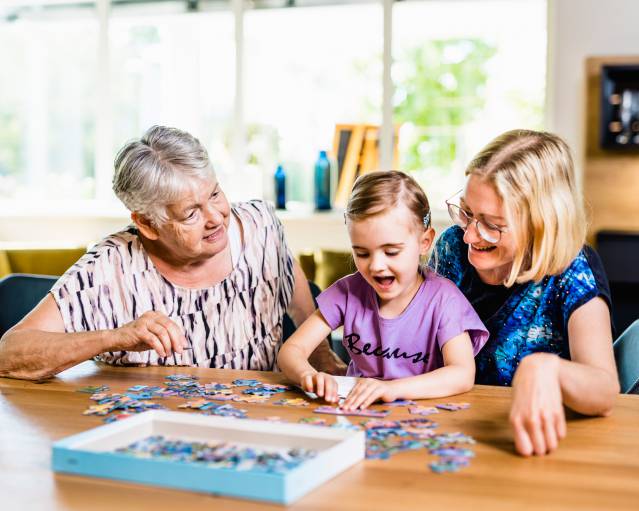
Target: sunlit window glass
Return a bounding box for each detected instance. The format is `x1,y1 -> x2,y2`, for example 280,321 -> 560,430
0,13 -> 97,200
244,4 -> 383,203
393,0 -> 547,208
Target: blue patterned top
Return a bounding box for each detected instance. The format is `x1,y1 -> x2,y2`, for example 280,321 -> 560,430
429,226 -> 611,386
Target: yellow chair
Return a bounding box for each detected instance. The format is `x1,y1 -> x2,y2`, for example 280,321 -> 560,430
314,249 -> 353,291
0,248 -> 87,279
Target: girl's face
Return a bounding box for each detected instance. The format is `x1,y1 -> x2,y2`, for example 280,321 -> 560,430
461,174 -> 517,284
347,204 -> 434,309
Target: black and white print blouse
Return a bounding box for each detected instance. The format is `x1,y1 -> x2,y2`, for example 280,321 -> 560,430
51,200 -> 295,370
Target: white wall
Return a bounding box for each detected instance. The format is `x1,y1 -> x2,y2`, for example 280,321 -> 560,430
547,0 -> 639,183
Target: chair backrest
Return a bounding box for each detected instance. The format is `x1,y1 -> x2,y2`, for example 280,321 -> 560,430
596,231 -> 639,334
0,273 -> 58,337
613,319 -> 639,394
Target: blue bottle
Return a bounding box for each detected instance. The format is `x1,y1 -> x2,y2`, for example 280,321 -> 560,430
274,164 -> 286,210
314,150 -> 331,210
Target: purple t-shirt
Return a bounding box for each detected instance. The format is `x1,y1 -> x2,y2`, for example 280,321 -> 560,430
316,271 -> 489,379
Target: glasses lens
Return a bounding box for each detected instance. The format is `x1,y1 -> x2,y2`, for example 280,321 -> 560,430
447,204 -> 467,228
477,222 -> 501,244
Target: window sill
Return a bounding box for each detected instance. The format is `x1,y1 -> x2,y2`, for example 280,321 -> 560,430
0,200 -> 451,253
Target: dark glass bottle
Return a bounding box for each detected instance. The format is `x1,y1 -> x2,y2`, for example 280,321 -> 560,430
314,150 -> 331,210
274,164 -> 286,210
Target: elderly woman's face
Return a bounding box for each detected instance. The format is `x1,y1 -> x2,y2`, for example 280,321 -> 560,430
160,178 -> 231,262
461,174 -> 517,284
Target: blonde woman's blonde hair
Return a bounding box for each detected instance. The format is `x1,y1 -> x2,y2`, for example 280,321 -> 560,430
346,170 -> 431,230
466,129 -> 586,287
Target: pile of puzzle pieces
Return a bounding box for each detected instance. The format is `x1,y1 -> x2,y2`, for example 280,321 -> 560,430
78,375 -> 476,473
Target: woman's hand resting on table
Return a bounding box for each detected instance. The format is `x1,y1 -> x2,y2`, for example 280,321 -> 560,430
510,353 -> 567,456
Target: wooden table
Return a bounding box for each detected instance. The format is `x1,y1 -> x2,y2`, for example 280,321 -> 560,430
1,362 -> 638,511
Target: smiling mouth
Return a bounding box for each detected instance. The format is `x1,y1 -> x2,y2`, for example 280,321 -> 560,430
203,226 -> 224,242
471,244 -> 496,252
373,276 -> 395,288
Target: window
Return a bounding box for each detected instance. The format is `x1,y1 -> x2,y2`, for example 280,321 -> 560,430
0,0 -> 547,213
0,13 -> 97,200
244,3 -> 383,203
110,8 -> 235,185
393,0 -> 547,208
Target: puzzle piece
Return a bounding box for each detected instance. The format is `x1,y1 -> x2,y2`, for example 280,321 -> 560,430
234,394 -> 270,403
83,402 -> 117,416
408,406 -> 439,416
231,379 -> 261,387
430,447 -> 475,458
435,402 -> 470,411
429,459 -> 467,473
77,385 -> 109,394
127,385 -> 148,392
165,374 -> 199,381
206,393 -> 238,402
434,432 -> 476,445
385,400 -> 417,407
314,406 -> 390,418
273,398 -> 309,407
178,399 -> 215,410
205,404 -> 248,419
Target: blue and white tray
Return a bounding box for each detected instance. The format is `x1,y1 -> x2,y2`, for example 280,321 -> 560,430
52,410 -> 365,504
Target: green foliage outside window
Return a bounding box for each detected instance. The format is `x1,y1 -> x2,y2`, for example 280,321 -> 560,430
393,38 -> 496,174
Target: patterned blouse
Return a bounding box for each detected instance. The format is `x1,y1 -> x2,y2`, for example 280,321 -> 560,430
51,200 -> 295,370
429,226 -> 612,386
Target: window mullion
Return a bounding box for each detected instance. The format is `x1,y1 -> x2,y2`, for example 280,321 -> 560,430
94,0 -> 113,202
232,0 -> 246,177
380,0 -> 393,171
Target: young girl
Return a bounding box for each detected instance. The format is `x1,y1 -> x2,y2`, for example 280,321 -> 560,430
277,171 -> 489,410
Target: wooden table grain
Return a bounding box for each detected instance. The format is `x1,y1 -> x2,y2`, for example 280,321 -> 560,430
1,361 -> 638,511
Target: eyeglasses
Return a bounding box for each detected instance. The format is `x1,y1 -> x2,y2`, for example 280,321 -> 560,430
445,192 -> 508,244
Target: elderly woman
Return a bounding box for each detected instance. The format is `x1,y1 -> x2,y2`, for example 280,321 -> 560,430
0,126 -> 343,379
431,130 -> 619,456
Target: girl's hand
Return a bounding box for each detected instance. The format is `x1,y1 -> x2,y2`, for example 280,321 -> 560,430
300,371 -> 339,403
510,353 -> 567,456
342,378 -> 397,411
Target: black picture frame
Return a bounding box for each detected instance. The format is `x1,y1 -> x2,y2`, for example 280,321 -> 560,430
600,65 -> 639,150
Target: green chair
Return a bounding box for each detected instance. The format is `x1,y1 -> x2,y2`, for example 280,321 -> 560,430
0,274 -> 58,337
613,319 -> 639,394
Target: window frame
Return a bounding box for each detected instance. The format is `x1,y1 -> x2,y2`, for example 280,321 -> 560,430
0,0 -> 548,217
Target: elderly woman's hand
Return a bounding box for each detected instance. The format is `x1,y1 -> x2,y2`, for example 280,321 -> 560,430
112,311 -> 187,358
510,353 -> 567,456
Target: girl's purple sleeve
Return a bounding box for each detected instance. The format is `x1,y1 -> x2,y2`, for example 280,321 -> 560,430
315,279 -> 348,330
436,284 -> 489,355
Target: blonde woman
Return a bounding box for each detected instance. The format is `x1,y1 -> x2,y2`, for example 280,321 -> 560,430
432,129 -> 619,457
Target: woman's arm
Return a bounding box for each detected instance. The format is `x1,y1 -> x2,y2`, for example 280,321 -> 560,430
510,297 -> 619,456
561,297 -> 619,413
277,309 -> 339,402
342,332 -> 476,410
0,294 -> 187,380
287,260 -> 347,375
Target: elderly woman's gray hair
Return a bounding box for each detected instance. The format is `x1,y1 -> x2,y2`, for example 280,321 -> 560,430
113,125 -> 216,225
